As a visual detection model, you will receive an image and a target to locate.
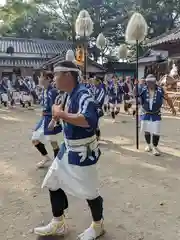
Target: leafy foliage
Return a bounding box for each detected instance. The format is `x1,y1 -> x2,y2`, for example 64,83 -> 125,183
0,0 -> 180,60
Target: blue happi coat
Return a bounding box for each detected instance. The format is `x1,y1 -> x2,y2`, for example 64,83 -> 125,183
0,82 -> 7,94
117,81 -> 124,103
84,83 -> 95,97
57,83 -> 101,166
108,82 -> 123,104
94,83 -> 106,118
35,85 -> 62,135
140,85 -> 164,121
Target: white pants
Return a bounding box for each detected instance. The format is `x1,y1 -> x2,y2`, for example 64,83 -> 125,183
141,120 -> 161,135
1,93 -> 8,102
109,103 -> 121,109
20,93 -> 32,102
32,120 -> 61,143
104,95 -> 109,105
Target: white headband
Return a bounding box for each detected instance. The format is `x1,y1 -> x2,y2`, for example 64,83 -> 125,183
54,66 -> 80,73
146,77 -> 156,82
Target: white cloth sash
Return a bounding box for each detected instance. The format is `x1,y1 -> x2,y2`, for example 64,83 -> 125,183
64,135 -> 97,151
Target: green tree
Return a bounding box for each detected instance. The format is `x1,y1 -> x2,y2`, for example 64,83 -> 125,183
1,0 -> 180,61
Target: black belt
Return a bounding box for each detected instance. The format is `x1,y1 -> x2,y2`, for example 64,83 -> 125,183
142,110 -> 160,115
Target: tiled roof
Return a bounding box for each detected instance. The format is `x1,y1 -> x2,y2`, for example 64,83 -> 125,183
43,54 -> 64,66
0,58 -> 45,67
131,50 -> 167,64
0,37 -> 73,55
146,27 -> 180,47
104,62 -> 135,71
42,54 -> 106,71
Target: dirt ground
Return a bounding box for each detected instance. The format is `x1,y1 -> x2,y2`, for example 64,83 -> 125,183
0,107 -> 180,240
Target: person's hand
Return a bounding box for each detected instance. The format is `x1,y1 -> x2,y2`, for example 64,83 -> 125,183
48,119 -> 56,130
134,79 -> 139,84
52,105 -> 65,120
172,107 -> 176,116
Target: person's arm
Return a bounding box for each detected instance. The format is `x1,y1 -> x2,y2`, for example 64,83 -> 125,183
95,88 -> 105,107
59,112 -> 89,127
53,93 -> 98,128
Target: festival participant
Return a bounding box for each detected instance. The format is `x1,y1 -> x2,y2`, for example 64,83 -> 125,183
0,77 -> 13,107
94,78 -> 106,140
1,91 -> 8,107
19,91 -> 32,108
85,77 -> 95,97
139,74 -> 176,156
123,76 -> 134,115
103,79 -> 109,115
108,76 -> 122,122
34,60 -> 104,239
0,79 -> 8,107
116,77 -> 124,113
6,77 -> 16,107
31,71 -> 62,168
132,77 -> 146,117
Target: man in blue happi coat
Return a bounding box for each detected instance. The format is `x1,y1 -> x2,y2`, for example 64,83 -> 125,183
108,76 -> 123,122
122,76 -> 134,114
139,74 -> 176,156
31,71 -> 62,168
34,61 -> 105,239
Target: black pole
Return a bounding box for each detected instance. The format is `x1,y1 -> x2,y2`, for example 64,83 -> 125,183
101,48 -> 103,65
136,40 -> 139,149
83,34 -> 87,81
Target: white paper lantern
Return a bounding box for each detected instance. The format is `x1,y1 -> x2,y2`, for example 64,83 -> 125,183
96,33 -> 106,49
125,12 -> 148,45
75,10 -> 93,37
118,44 -> 128,59
65,49 -> 75,61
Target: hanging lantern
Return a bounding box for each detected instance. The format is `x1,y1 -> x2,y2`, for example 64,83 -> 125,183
118,44 -> 128,59
65,49 -> 75,61
125,12 -> 148,45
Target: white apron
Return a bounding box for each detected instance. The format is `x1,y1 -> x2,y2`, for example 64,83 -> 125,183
141,98 -> 161,135
1,93 -> 8,102
104,95 -> 109,105
20,92 -> 32,102
42,135 -> 100,200
31,120 -> 62,143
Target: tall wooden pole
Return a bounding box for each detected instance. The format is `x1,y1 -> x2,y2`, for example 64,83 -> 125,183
83,32 -> 87,81
135,40 -> 139,149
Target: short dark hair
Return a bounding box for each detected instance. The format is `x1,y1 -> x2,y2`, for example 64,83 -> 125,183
41,70 -> 54,80
55,60 -> 78,69
54,60 -> 79,81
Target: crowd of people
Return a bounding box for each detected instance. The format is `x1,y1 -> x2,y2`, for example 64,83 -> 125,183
0,61 -> 176,239
0,76 -> 40,108
30,61 -> 176,239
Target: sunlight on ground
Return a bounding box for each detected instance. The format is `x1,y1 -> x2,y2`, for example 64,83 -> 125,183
160,146 -> 180,158
105,149 -> 168,173
105,134 -> 180,158
102,135 -> 180,162
122,144 -> 180,158
163,115 -> 180,120
140,162 -> 167,172
103,136 -> 133,145
0,115 -> 24,122
0,108 -> 10,113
